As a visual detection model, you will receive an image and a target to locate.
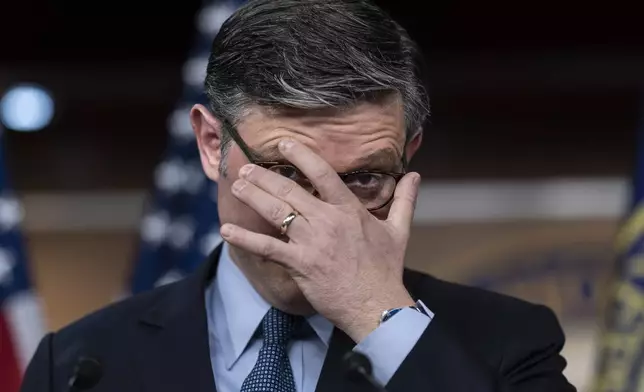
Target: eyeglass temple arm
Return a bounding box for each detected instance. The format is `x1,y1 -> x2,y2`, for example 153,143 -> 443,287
222,120 -> 258,162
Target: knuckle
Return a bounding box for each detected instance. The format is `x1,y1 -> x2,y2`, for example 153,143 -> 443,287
394,193 -> 415,206
276,180 -> 297,198
260,241 -> 274,257
312,168 -> 332,183
269,202 -> 288,223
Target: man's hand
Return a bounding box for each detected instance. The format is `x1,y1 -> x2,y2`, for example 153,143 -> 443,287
220,139 -> 420,342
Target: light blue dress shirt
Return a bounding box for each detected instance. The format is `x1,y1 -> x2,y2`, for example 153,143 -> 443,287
205,242 -> 434,392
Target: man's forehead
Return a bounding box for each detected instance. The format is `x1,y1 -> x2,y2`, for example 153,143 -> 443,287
240,108 -> 404,141
236,99 -> 406,167
254,142 -> 401,170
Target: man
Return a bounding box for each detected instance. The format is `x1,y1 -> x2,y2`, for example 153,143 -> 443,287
21,0 -> 576,391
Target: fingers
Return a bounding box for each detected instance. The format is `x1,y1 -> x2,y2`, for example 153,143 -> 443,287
238,163 -> 324,216
231,178 -> 309,235
277,139 -> 356,205
220,223 -> 295,268
386,172 -> 420,238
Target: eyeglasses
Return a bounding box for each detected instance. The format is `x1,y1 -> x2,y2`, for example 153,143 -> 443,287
222,120 -> 408,211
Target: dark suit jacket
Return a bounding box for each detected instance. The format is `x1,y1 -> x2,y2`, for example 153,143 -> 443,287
20,244 -> 576,392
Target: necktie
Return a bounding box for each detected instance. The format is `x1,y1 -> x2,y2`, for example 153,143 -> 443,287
241,307 -> 301,392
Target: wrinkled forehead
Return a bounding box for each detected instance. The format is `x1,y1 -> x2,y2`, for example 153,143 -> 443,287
235,100 -> 407,170
236,94 -> 406,133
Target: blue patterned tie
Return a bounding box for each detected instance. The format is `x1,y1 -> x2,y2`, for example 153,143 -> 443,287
241,307 -> 301,392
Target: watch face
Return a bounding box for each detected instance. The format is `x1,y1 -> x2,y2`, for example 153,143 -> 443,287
381,308 -> 403,323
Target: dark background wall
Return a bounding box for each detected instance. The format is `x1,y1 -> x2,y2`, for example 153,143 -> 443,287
1,0 -> 642,191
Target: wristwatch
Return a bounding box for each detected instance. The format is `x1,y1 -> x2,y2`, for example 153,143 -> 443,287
379,300 -> 429,325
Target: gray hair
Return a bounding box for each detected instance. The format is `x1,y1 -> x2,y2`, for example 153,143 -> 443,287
205,0 -> 430,174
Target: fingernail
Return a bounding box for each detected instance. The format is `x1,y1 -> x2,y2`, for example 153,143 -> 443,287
413,174 -> 421,185
220,224 -> 232,237
232,179 -> 247,193
239,164 -> 254,178
279,139 -> 294,150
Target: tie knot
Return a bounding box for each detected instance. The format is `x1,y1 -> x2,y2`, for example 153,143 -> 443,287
261,307 -> 302,345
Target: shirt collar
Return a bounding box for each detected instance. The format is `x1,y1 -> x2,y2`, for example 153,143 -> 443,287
306,312 -> 334,346
209,242 -> 334,370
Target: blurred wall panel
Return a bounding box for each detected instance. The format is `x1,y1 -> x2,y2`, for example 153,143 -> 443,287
27,232 -> 134,331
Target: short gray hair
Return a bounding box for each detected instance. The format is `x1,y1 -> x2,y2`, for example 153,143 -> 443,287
205,0 -> 430,172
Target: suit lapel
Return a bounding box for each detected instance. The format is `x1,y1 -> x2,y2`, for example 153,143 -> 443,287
316,327 -> 384,392
315,327 -> 356,392
136,246 -> 223,392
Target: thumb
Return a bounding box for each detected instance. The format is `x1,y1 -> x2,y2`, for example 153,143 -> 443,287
386,172 -> 420,237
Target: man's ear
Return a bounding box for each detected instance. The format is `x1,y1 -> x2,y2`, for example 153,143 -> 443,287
404,129 -> 423,163
191,104 -> 223,182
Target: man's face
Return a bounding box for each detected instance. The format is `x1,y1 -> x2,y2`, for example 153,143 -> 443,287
192,97 -> 421,314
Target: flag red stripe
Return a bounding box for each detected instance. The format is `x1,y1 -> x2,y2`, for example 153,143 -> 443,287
0,313 -> 22,392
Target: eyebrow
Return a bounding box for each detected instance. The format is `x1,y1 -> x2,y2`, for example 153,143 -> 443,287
254,145 -> 401,171
254,145 -> 284,162
347,148 -> 401,171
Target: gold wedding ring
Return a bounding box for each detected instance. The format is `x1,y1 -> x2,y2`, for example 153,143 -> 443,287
280,211 -> 299,236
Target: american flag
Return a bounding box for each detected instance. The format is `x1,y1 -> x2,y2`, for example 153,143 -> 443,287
129,0 -> 245,294
592,97 -> 644,392
0,132 -> 45,392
